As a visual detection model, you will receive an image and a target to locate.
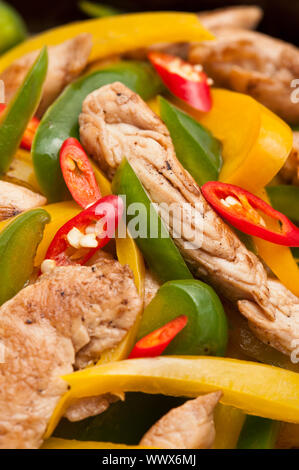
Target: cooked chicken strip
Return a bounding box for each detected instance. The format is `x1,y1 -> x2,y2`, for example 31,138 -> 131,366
280,132 -> 299,185
189,28 -> 299,124
64,394 -> 120,422
198,5 -> 263,31
0,258 -> 141,448
0,180 -> 46,221
79,82 -> 299,356
140,392 -> 221,449
0,34 -> 92,118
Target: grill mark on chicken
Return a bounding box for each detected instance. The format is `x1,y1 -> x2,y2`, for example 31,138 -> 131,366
139,392 -> 221,449
0,258 -> 141,448
79,82 -> 299,356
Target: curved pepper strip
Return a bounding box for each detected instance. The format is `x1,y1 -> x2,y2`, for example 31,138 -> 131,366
253,189 -> 299,297
237,416 -> 280,449
213,404 -> 245,449
33,61 -> 164,202
201,181 -> 299,246
4,148 -> 41,193
91,165 -> 145,365
0,12 -> 213,73
46,356 -> 299,439
0,47 -> 47,175
136,280 -> 228,357
170,89 -> 293,194
34,201 -> 81,266
42,438 -> 152,449
79,1 -> 121,18
0,208 -> 50,305
156,92 -> 298,296
112,159 -> 192,283
160,97 -> 222,186
267,185 -> 299,226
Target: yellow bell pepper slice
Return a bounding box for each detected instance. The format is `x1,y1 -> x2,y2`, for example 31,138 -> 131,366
54,357 -> 299,424
0,12 -> 213,73
252,189 -> 299,297
213,404 -> 245,449
34,201 -> 81,266
171,89 -> 293,194
91,160 -> 112,197
87,164 -> 146,363
91,162 -> 145,297
42,438 -> 151,449
4,149 -> 41,193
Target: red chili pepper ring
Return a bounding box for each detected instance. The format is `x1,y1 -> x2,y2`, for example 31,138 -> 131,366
148,52 -> 212,112
202,181 -> 299,247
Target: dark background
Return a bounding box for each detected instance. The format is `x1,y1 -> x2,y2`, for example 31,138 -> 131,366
5,0 -> 299,45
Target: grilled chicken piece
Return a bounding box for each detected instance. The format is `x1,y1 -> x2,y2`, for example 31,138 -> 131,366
280,132 -> 299,185
64,394 -> 121,422
139,392 -> 221,449
0,34 -> 92,118
79,82 -> 299,356
198,5 -> 263,31
189,28 -> 299,124
0,258 -> 141,448
0,180 -> 46,221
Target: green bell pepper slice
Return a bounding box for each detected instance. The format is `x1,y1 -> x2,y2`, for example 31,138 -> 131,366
160,97 -> 222,186
136,280 -> 228,356
266,185 -> 299,225
33,61 -> 163,202
0,47 -> 48,175
79,1 -> 121,17
0,1 -> 27,54
0,208 -> 50,305
266,185 -> 299,261
112,158 -> 192,283
237,416 -> 280,449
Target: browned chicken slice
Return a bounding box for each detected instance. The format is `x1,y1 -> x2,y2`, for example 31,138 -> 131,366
0,180 -> 46,221
0,34 -> 92,117
64,394 -> 121,422
189,28 -> 299,124
79,82 -> 299,357
0,258 -> 141,448
139,392 -> 221,449
198,5 -> 263,31
280,132 -> 299,185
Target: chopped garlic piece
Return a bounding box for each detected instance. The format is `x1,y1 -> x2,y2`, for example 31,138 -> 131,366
259,217 -> 266,227
80,233 -> 98,248
221,196 -> 242,208
85,224 -> 96,235
194,64 -> 203,72
41,259 -> 56,274
67,227 -> 83,249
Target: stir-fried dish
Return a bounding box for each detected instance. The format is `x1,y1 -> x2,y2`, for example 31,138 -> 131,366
1,3 -> 299,449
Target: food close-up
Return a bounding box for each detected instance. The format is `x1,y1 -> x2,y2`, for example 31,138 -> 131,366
1,0 -> 299,452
